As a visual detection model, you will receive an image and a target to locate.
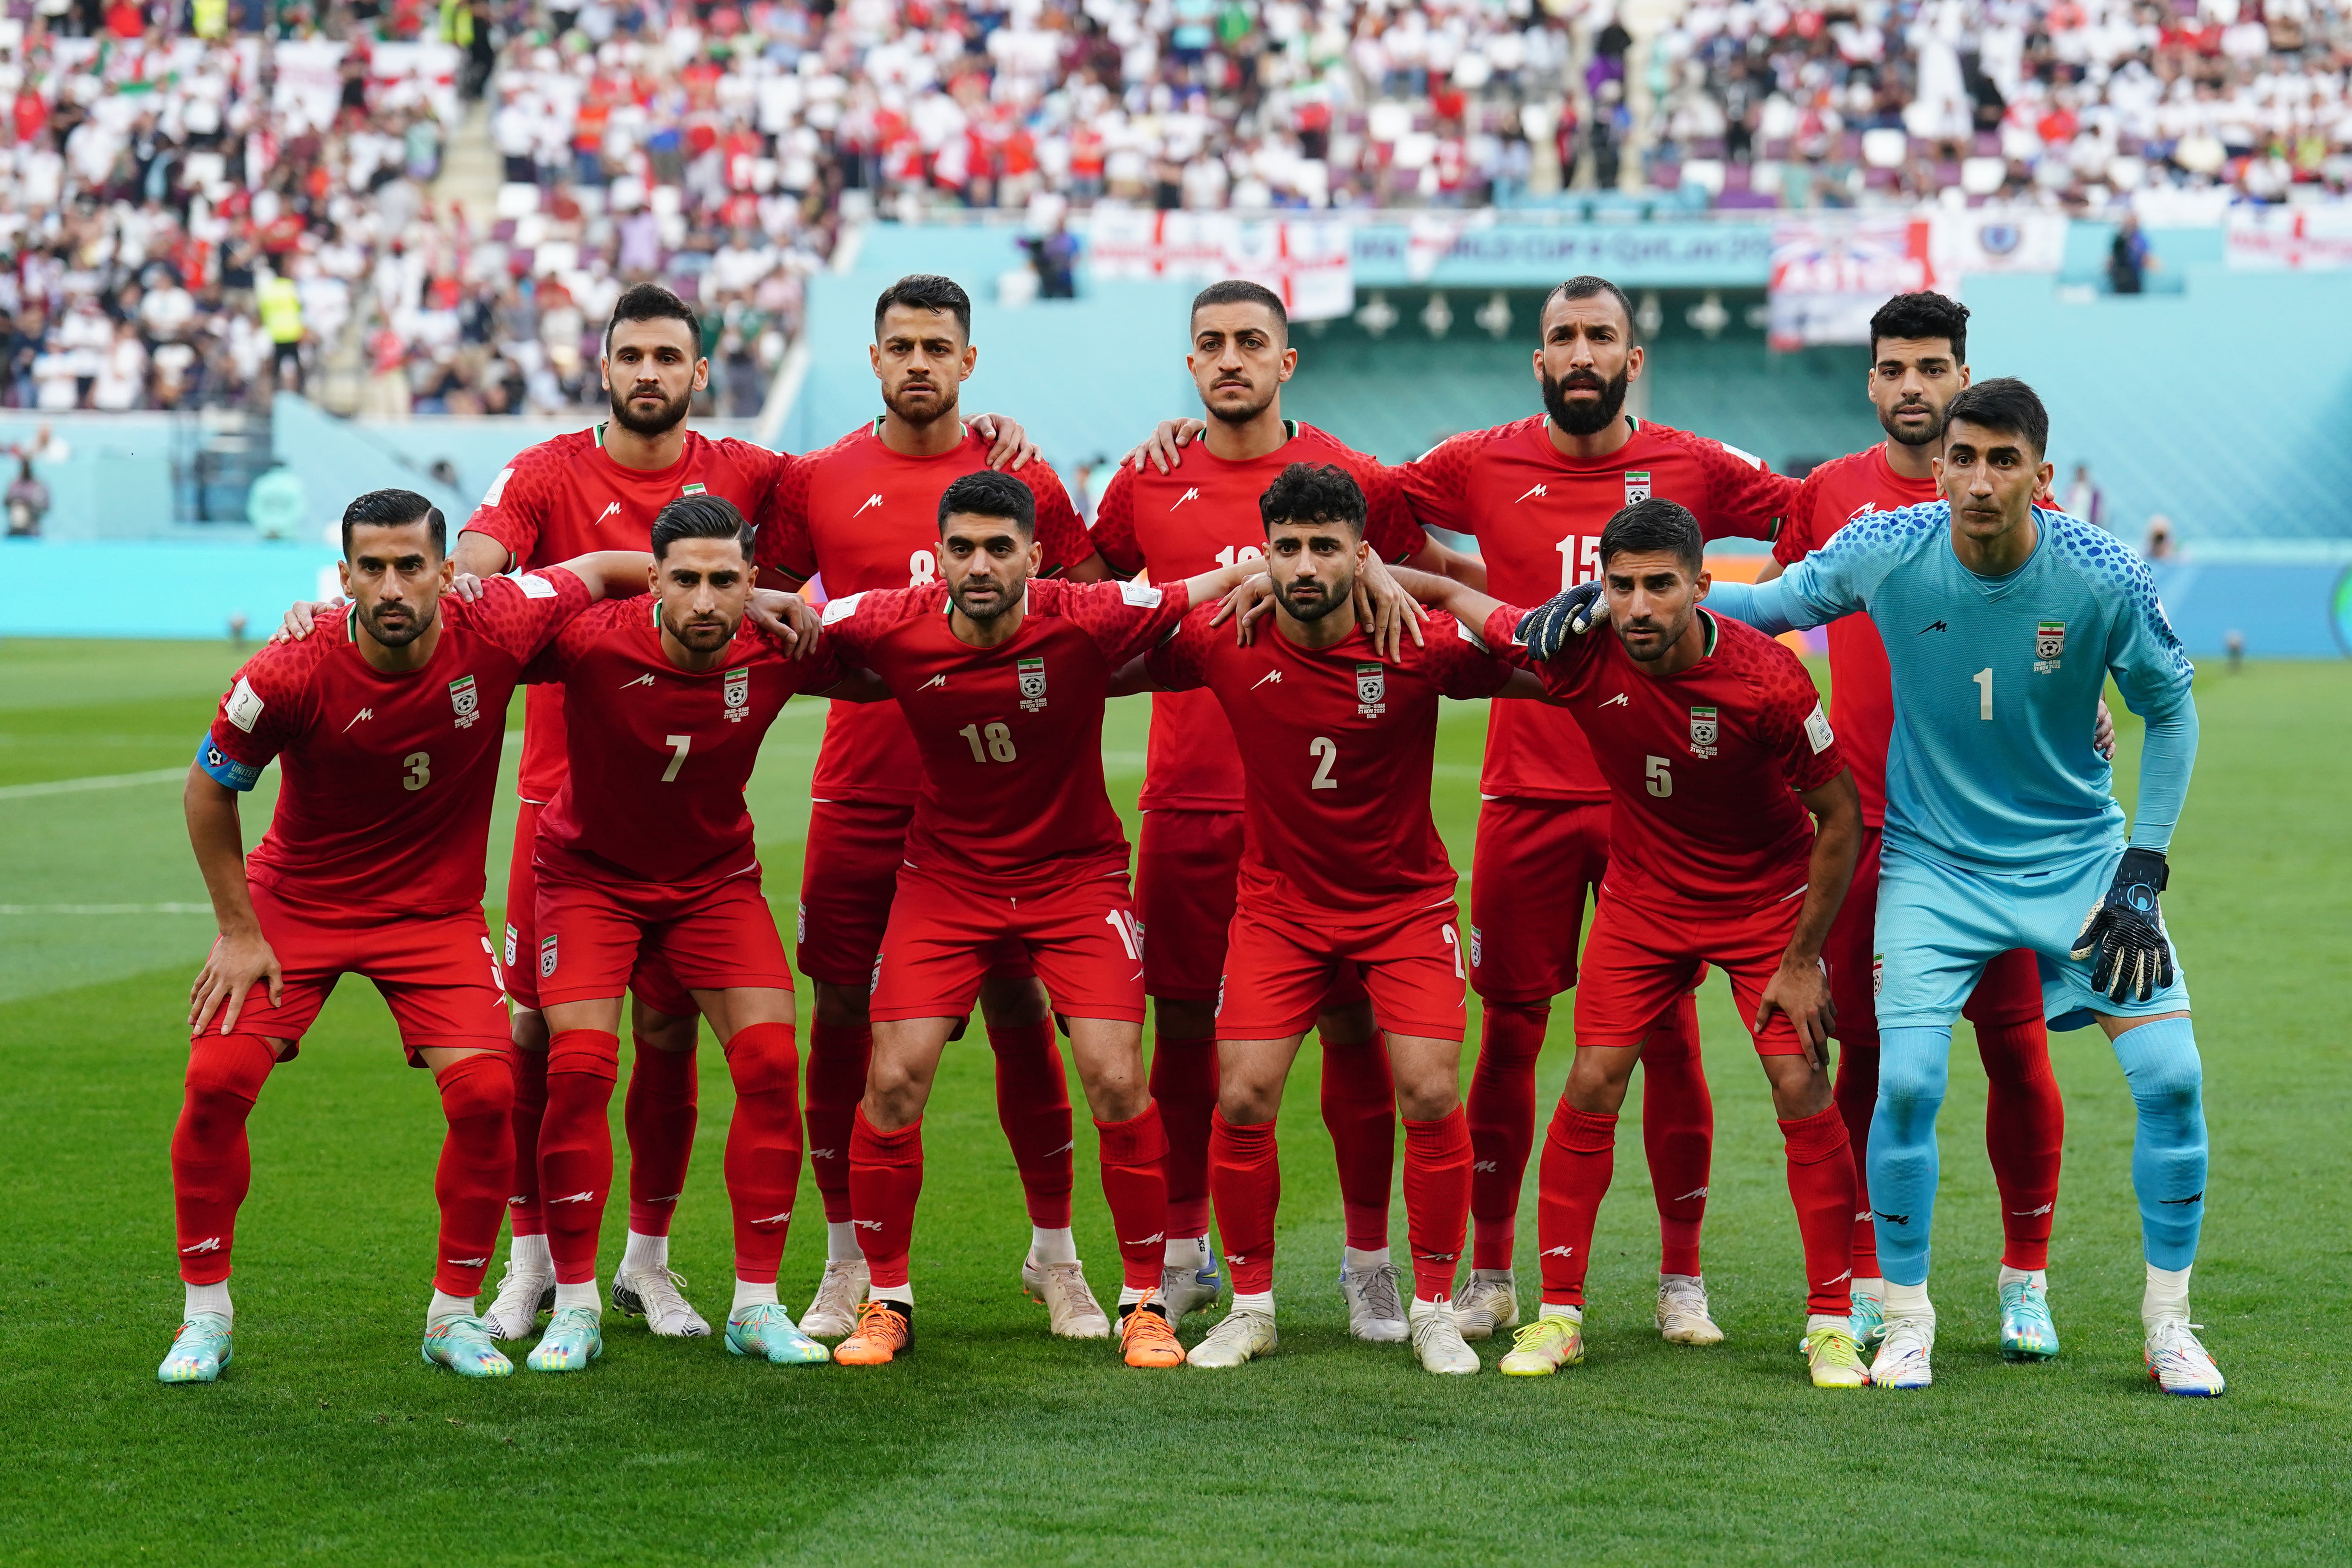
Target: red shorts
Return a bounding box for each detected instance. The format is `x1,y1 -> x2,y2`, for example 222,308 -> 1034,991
205,882 -> 510,1065
798,798 -> 1036,994
533,846 -> 795,1007
1825,824 -> 2043,1039
870,865 -> 1146,1024
1576,894 -> 1806,1055
1218,898 -> 1467,1043
1469,796 -> 1611,1004
505,800 -> 693,1017
1137,808 -> 1365,1013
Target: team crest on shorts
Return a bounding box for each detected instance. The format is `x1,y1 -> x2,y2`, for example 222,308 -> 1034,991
448,674 -> 480,729
1018,655 -> 1049,712
1355,661 -> 1387,718
1872,952 -> 1884,998
540,934 -> 558,978
2034,619 -> 2066,674
723,665 -> 751,720
503,922 -> 518,966
1688,705 -> 1719,759
1623,470 -> 1652,505
1469,926 -> 1483,968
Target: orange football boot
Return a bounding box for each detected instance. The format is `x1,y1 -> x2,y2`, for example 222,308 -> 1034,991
1120,1297 -> 1184,1368
832,1299 -> 912,1366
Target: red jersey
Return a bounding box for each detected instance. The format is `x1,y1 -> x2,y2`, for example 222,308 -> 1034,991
461,424 -> 803,804
524,597 -> 844,885
817,577 -> 1186,888
1400,415 -> 1796,802
1486,604 -> 1845,915
1091,420 -> 1429,813
755,421 -> 1093,809
1146,605 -> 1510,926
198,570 -> 593,923
1772,444 -> 1937,827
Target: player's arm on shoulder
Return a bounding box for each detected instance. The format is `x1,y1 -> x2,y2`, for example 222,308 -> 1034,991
1393,430 -> 1480,535
967,412 -> 1039,472
1386,563 -> 1507,630
545,550 -> 656,601
1128,417 -> 1206,474
1125,605 -> 1213,695
1701,434 -> 1799,544
746,584 -> 824,657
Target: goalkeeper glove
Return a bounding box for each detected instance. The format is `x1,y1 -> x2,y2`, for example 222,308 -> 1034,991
2070,848 -> 2174,1004
1516,580 -> 1607,662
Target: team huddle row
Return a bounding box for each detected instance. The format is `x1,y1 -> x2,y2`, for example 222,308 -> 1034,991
158,271 -> 2223,1396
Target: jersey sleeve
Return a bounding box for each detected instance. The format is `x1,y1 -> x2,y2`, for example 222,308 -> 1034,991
1751,504 -> 1929,631
1358,459 -> 1430,564
1395,428 -> 1487,535
752,452 -> 819,583
1694,433 -> 1799,543
1088,466 -> 1146,577
1423,612 -> 1514,699
1021,462 -> 1093,576
461,450 -> 550,568
1753,650 -> 1847,795
726,440 -> 811,543
1064,578 -> 1192,665
1772,466 -> 1827,567
2102,549 -> 2197,722
1477,600 -> 1600,699
470,566 -> 596,662
197,646 -> 311,791
1143,603 -> 1219,691
816,584 -> 921,665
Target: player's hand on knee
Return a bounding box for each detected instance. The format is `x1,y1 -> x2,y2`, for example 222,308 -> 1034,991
191,929 -> 284,1034
1517,581 -> 1607,661
1757,956 -> 1834,1069
2071,848 -> 2173,1004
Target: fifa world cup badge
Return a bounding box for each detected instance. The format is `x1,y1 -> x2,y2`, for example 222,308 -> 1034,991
1688,705 -> 1719,759
723,665 -> 751,720
1018,655 -> 1049,712
2034,619 -> 2066,674
448,674 -> 480,728
539,934 -> 559,979
1355,661 -> 1387,718
1623,470 -> 1652,505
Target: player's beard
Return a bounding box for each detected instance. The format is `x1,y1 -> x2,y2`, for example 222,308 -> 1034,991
1542,363 -> 1629,438
661,606 -> 738,653
882,377 -> 958,432
1878,396 -> 1948,448
358,598 -> 437,649
1205,378 -> 1276,427
949,573 -> 1023,624
1614,605 -> 1692,663
611,379 -> 692,437
1273,575 -> 1350,623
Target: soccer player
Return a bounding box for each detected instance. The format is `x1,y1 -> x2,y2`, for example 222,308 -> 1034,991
1404,498 -> 1870,1388
279,284 -> 1036,1342
1692,379 -> 2221,1395
1757,291 -> 2091,1362
1131,463 -> 1533,1375
164,489 -> 650,1384
1090,278 -> 1482,1339
753,274 -> 1120,1341
812,470 -> 1261,1370
517,495 -> 874,1373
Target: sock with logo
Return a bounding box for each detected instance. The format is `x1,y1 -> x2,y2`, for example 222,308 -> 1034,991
1533,1103 -> 1617,1309
1209,1112 -> 1280,1297
1781,1103 -> 1860,1317
539,1029 -> 621,1287
1320,1030 -> 1396,1252
1870,1027 -> 1954,1288
989,1020 -> 1076,1230
171,1033 -> 278,1289
507,1044 -> 549,1241
431,1050 -> 516,1299
722,1023 -> 803,1285
1640,994 -> 1714,1278
848,1108 -> 924,1294
1149,1029 -> 1217,1240
1095,1105 -> 1171,1293
804,1021 -> 872,1225
624,1037 -> 697,1238
1466,999 -> 1547,1271
2112,1016 -> 2207,1272
1401,1109 -> 1473,1304
1832,1028 -> 1883,1278
1976,1016 -> 2063,1271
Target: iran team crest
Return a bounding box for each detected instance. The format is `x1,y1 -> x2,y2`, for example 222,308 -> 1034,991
1355,661 -> 1387,717
539,934 -> 559,978
2034,619 -> 2066,674
723,665 -> 750,720
1689,705 -> 1719,758
448,674 -> 480,728
1018,656 -> 1048,712
1624,470 -> 1652,505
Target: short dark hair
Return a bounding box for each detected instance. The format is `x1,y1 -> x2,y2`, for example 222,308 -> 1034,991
938,469 -> 1034,535
342,488 -> 444,557
1542,275 -> 1636,333
605,281 -> 702,353
1259,462 -> 1366,535
1869,290 -> 1970,364
875,273 -> 972,341
1944,377 -> 2049,459
650,493 -> 752,560
1191,278 -> 1287,339
1598,496 -> 1703,575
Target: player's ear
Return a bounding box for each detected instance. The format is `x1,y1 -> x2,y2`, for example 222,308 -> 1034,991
1279,346 -> 1297,382
960,341 -> 978,379
1692,568 -> 1711,600
1625,342 -> 1644,380
337,557 -> 353,596
692,357 -> 709,392
2035,459 -> 2054,496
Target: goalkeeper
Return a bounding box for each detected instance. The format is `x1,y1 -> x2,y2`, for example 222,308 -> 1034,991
1522,379 -> 2216,1397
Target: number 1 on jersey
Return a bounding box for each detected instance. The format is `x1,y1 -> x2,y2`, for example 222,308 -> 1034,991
1974,667 -> 1993,720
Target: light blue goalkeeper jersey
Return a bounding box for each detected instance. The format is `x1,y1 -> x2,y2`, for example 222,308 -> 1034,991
1707,503 -> 2196,874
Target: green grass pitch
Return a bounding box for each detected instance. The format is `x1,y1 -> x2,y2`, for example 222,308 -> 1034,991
0,637 -> 2346,1565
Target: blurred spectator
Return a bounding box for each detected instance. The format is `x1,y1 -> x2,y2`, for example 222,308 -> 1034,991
246,459 -> 307,540
5,457 -> 49,536
2144,511 -> 2177,560
2063,460 -> 2103,527
2109,213 -> 2152,293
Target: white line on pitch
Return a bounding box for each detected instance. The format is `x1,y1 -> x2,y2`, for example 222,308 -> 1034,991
0,903 -> 213,914
0,767 -> 191,801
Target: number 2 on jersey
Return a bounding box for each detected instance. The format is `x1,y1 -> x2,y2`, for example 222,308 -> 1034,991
1308,735 -> 1339,790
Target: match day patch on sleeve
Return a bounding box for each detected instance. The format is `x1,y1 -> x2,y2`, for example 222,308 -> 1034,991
225,676 -> 264,733
515,571 -> 558,599
1119,579 -> 1165,608
1455,619 -> 1489,653
481,467 -> 513,506
1718,440 -> 1762,469
820,591 -> 866,626
1805,701 -> 1835,754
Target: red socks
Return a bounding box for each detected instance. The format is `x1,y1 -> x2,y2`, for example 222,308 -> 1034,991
1831,1030 -> 1882,1277
722,1023 -> 803,1284
1780,1104 -> 1859,1316
1534,1104 -> 1617,1307
624,1039 -> 697,1237
170,1033 -> 278,1285
1977,1017 -> 2063,1272
1319,1033 -> 1395,1252
1209,1112 -> 1280,1296
538,1029 -> 619,1286
432,1051 -> 516,1297
1466,1000 -> 1548,1270
1150,1030 -> 1217,1238
507,1044 -> 549,1241
1640,994 -> 1714,1278
1094,1105 -> 1170,1292
848,1108 -> 923,1291
1402,1109 -> 1472,1303
988,1020 -> 1075,1230
804,1021 -> 872,1224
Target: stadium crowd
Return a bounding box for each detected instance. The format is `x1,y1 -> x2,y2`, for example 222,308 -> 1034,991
4,0 -> 2348,414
